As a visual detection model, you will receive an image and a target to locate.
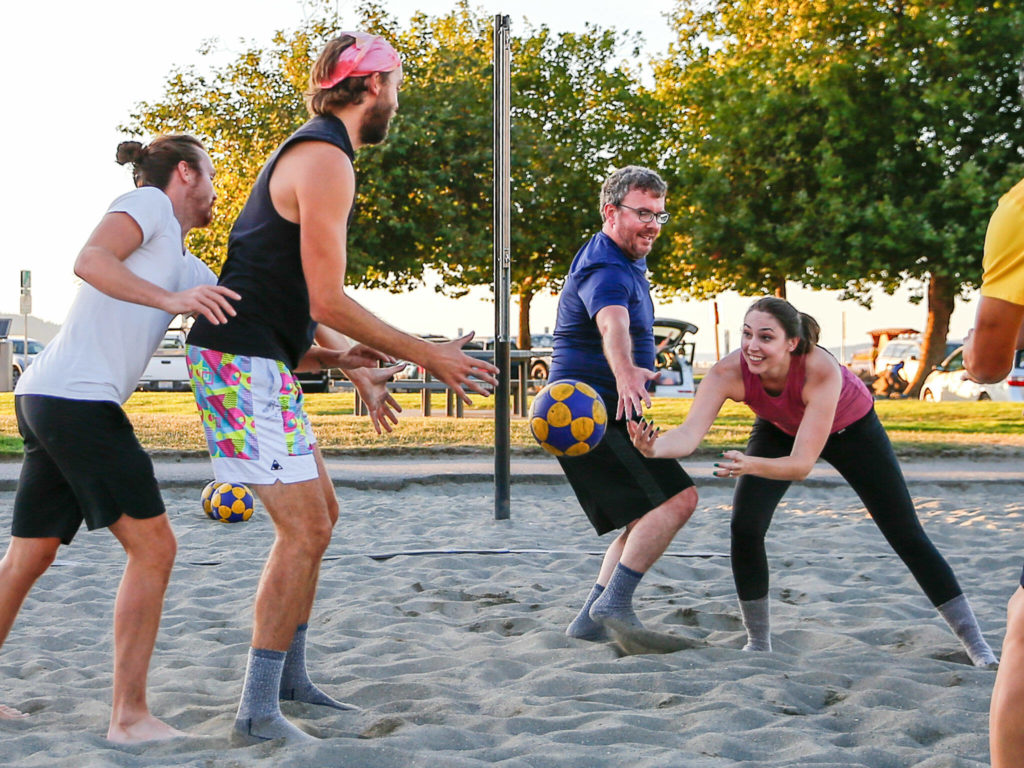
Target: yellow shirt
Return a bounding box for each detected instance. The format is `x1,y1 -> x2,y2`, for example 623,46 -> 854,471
981,177 -> 1024,306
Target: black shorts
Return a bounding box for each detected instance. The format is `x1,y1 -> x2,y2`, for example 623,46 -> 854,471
557,418 -> 695,535
13,395 -> 165,544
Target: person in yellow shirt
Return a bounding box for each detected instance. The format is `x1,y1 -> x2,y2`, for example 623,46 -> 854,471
964,175 -> 1024,768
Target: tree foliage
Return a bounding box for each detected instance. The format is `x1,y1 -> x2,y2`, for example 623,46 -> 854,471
123,1 -> 656,345
656,0 -> 1024,390
507,24 -> 660,341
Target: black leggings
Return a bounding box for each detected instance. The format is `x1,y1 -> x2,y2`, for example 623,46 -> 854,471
730,409 -> 963,606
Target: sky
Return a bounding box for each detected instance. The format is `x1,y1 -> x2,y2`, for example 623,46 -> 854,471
0,0 -> 985,359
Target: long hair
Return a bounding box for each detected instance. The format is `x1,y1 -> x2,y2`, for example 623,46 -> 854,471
746,297 -> 820,356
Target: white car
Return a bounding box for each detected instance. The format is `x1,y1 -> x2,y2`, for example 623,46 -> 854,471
1008,350 -> 1024,402
920,346 -> 1010,402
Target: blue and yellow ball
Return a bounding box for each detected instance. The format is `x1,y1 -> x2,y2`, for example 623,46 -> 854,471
529,379 -> 608,457
200,480 -> 219,518
204,481 -> 255,523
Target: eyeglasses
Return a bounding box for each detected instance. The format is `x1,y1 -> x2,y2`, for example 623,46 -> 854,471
616,203 -> 670,225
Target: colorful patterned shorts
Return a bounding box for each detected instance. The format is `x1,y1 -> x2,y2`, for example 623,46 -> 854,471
186,345 -> 319,485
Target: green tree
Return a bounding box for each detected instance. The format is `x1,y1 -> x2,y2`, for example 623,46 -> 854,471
124,2 -> 655,348
508,23 -> 660,345
657,0 -> 1024,393
123,3 -> 489,289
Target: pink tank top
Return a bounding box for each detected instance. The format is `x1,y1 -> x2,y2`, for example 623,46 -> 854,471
741,352 -> 874,437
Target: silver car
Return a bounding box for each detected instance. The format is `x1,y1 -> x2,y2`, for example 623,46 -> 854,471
10,337 -> 44,386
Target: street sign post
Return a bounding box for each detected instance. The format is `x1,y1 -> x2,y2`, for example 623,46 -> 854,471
20,270 -> 31,378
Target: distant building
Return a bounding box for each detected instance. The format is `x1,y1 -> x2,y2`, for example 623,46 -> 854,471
0,314 -> 61,344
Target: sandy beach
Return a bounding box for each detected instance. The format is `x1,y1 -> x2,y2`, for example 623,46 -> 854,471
0,462 -> 1017,767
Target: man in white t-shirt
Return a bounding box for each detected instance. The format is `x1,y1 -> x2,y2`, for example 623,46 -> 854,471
0,136 -> 239,742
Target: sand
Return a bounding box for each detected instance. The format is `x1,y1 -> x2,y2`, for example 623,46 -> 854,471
0,470 -> 1017,767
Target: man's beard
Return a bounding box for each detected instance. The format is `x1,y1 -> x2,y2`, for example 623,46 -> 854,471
359,100 -> 394,145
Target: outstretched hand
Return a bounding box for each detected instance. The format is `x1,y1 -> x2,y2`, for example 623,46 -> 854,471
165,284 -> 241,325
626,418 -> 660,458
713,449 -> 748,479
424,332 -> 500,403
350,363 -> 405,435
616,368 -> 661,420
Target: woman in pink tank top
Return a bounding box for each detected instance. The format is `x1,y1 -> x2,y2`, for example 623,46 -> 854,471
629,297 -> 995,668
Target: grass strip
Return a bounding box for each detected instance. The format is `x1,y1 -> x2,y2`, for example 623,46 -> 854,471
0,392 -> 1021,458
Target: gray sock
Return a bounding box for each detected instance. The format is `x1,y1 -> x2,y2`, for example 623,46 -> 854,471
589,563 -> 644,629
233,647 -> 315,744
739,597 -> 772,652
936,594 -> 998,668
566,584 -> 607,640
280,624 -> 358,710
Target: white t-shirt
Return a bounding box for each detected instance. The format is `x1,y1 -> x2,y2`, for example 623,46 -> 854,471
17,186 -> 217,404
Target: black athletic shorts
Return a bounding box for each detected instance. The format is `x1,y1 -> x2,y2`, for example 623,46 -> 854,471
13,395 -> 165,544
556,418 -> 695,536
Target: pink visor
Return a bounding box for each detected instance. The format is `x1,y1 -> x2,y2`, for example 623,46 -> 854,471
318,32 -> 402,89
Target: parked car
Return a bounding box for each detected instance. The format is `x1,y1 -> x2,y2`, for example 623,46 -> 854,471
651,318 -> 699,397
10,337 -> 45,386
138,330 -> 190,391
1009,349 -> 1024,402
526,334 -> 553,384
876,337 -> 960,384
919,345 -> 1010,401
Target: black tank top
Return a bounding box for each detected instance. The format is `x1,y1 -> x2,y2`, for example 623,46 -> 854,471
188,114 -> 355,369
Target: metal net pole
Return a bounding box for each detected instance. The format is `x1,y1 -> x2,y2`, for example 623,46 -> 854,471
493,14 -> 512,521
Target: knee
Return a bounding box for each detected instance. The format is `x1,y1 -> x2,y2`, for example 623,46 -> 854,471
3,541 -> 59,580
143,528 -> 177,574
285,516 -> 334,559
309,518 -> 334,554
665,487 -> 698,528
325,495 -> 339,528
730,513 -> 765,545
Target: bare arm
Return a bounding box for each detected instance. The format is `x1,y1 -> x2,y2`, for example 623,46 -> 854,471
272,142 -> 498,403
963,296 -> 1024,383
595,305 -> 660,420
714,349 -> 841,482
628,354 -> 743,458
302,325 -> 403,435
74,212 -> 239,325
294,325 -> 395,373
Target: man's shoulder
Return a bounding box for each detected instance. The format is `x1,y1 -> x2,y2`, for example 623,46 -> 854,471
283,115 -> 354,159
573,233 -> 630,273
108,185 -> 170,214
106,186 -> 175,241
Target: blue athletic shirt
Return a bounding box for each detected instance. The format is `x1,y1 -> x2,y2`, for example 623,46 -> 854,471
187,114 -> 355,370
549,232 -> 656,406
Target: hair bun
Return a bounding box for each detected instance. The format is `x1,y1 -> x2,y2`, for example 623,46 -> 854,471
115,140 -> 145,165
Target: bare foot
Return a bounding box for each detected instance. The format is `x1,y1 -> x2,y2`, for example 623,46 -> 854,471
107,714 -> 186,744
0,704 -> 28,719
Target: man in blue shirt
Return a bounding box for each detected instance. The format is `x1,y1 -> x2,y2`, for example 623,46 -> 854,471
549,166 -> 698,643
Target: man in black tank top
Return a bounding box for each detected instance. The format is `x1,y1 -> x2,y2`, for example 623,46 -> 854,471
186,33 -> 499,745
